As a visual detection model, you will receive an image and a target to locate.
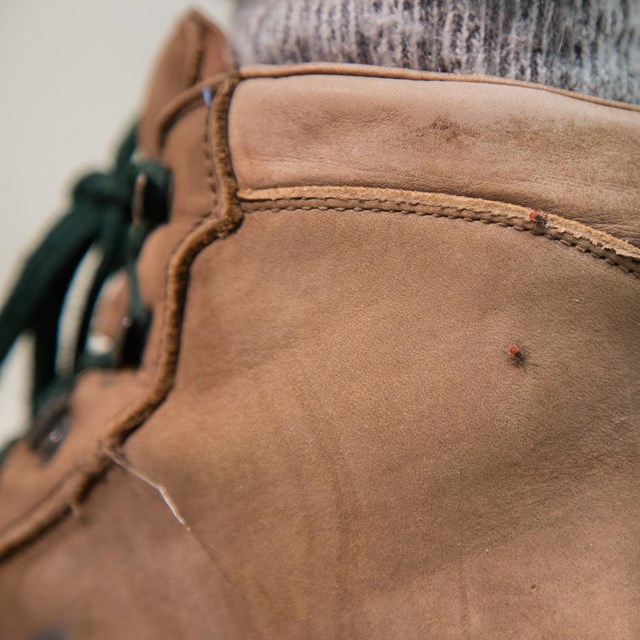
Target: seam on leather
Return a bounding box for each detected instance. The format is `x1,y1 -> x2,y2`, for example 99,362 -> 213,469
242,202 -> 640,279
239,186 -> 640,255
156,77 -> 226,153
202,91 -> 218,215
241,191 -> 501,214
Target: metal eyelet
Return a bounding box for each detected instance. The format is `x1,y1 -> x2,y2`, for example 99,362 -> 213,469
130,161 -> 172,226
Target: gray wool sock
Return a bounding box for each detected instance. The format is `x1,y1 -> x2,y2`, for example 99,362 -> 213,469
231,0 -> 640,104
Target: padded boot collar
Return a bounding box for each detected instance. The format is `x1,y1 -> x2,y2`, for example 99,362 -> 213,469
138,15 -> 640,246
227,65 -> 640,248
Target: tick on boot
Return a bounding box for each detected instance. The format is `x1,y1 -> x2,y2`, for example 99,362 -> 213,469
528,210 -> 548,227
508,344 -> 527,368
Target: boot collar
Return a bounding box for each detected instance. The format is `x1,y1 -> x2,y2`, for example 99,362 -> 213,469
141,12 -> 640,248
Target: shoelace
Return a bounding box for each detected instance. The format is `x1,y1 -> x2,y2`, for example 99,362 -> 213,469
0,126 -> 170,452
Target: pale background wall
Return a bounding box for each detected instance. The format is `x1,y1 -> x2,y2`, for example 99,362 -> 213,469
0,1 -> 233,446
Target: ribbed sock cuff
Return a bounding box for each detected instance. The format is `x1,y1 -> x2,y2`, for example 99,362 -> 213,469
232,0 -> 640,104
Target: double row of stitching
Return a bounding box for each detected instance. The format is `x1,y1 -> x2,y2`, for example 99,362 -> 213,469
239,192 -> 640,278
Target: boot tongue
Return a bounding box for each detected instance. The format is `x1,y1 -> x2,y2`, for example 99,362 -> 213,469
138,10 -> 234,158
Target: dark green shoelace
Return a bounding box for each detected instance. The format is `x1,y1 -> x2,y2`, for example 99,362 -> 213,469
0,126 -> 170,429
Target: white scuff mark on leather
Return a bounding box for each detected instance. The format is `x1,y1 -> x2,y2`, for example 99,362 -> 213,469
108,452 -> 190,531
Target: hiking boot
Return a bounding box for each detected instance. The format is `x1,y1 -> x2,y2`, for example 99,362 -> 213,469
1,10 -> 639,639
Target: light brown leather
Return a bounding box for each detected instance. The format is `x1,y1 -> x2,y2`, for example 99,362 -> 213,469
125,200 -> 640,639
0,466 -> 240,640
138,9 -> 233,158
89,271 -> 129,341
1,11 -> 639,640
229,70 -> 640,246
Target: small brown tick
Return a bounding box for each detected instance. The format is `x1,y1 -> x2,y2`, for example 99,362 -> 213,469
528,210 -> 547,225
508,344 -> 526,367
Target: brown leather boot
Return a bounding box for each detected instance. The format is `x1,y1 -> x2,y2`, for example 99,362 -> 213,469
1,11 -> 639,639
